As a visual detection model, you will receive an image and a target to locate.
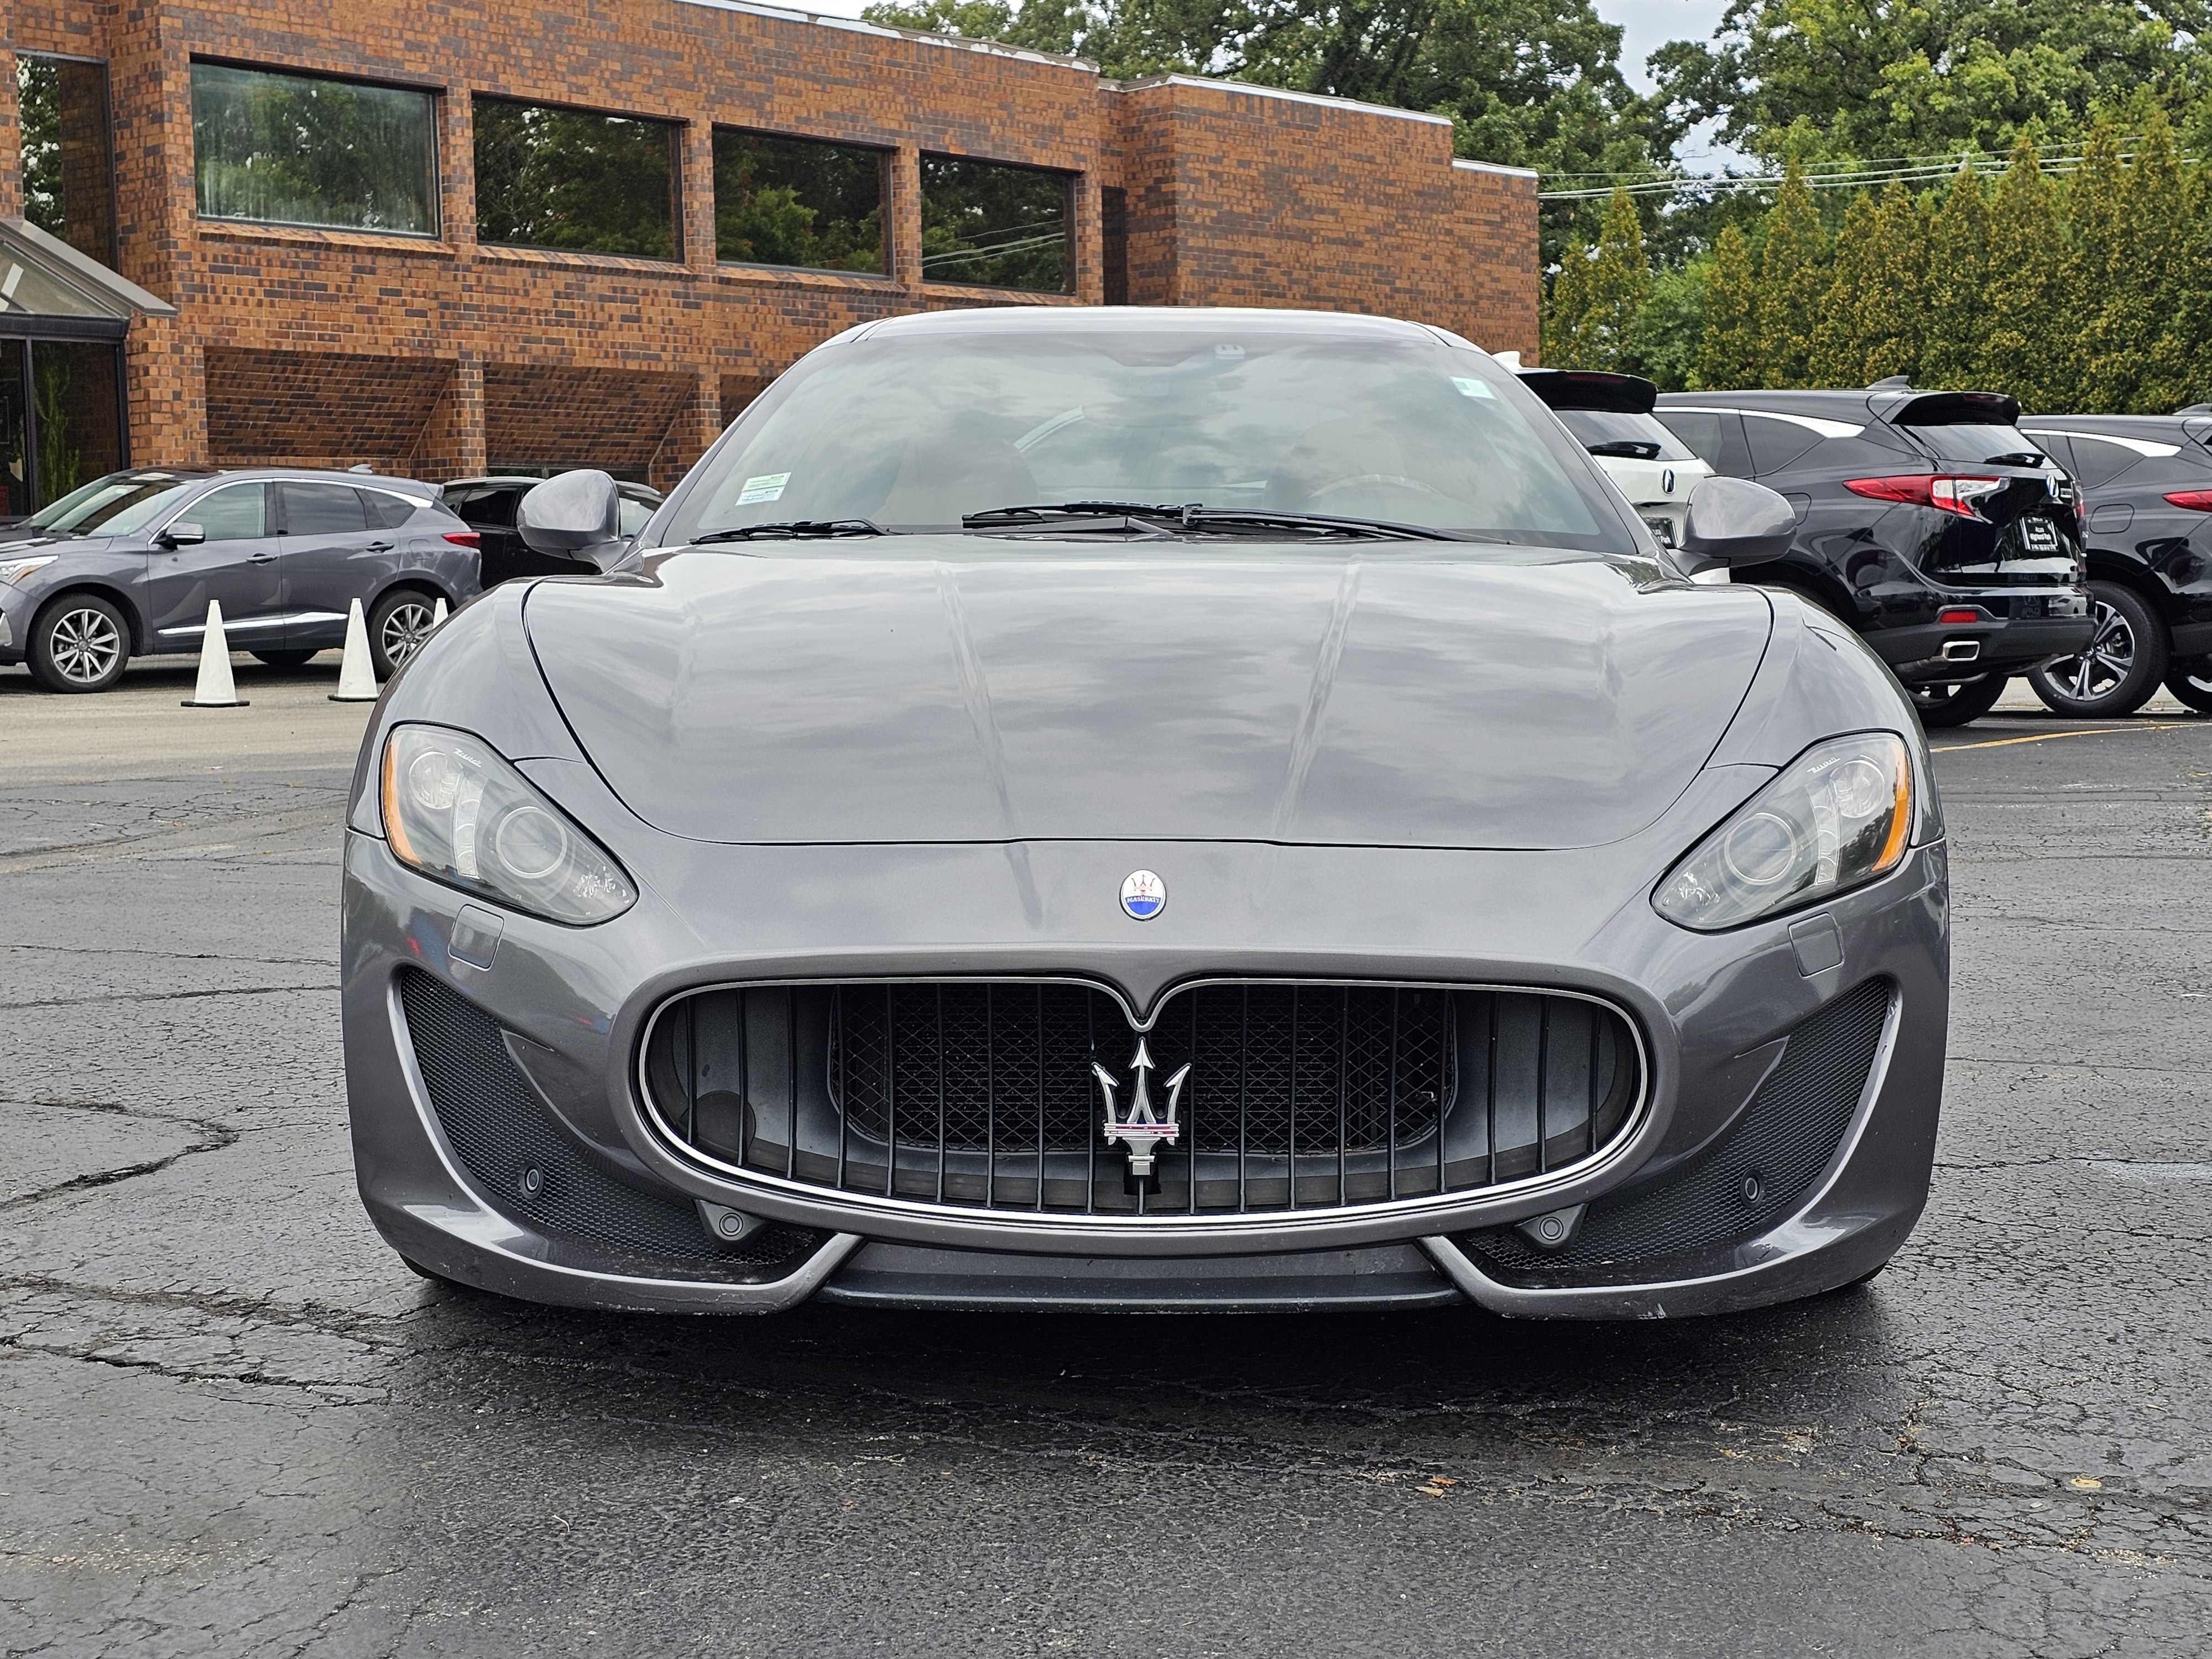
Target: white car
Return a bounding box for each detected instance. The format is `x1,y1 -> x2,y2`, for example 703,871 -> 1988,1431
1510,366 -> 1717,574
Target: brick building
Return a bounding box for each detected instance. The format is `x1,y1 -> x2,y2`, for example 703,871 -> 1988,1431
0,0 -> 1538,513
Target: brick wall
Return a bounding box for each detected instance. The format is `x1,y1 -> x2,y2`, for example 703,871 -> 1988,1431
4,0 -> 1541,482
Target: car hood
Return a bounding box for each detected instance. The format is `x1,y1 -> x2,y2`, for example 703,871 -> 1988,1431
523,543 -> 1773,850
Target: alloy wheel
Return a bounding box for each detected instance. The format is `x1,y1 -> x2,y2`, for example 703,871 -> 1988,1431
50,606 -> 123,686
2049,598 -> 2135,702
380,601 -> 436,670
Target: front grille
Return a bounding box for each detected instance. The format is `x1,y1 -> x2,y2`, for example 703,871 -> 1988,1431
399,969 -> 826,1279
640,979 -> 1644,1217
1464,977 -> 1891,1281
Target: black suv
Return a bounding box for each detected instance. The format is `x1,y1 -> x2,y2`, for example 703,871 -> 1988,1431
441,476 -> 661,585
2013,413 -> 2212,715
1655,385 -> 2094,725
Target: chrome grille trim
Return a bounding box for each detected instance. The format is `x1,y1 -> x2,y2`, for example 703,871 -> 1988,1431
634,976 -> 1650,1231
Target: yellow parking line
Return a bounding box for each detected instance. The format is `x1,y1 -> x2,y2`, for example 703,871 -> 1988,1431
1932,722 -> 2201,753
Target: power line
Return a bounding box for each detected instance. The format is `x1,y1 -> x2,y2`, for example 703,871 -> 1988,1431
1538,144 -> 2177,201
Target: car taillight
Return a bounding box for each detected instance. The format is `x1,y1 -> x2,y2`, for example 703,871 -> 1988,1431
1938,608 -> 1980,624
2163,489 -> 2212,512
442,530 -> 482,548
1844,474 -> 2005,517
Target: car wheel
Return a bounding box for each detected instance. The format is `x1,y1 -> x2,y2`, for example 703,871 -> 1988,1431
2163,656 -> 2212,713
2027,582 -> 2168,718
250,648 -> 319,669
27,593 -> 130,693
367,589 -> 439,679
1910,672 -> 2008,728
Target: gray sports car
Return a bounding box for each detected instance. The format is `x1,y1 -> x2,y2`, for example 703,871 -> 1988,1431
342,307 -> 1948,1318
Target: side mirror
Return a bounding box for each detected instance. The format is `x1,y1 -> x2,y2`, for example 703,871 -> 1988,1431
1679,477 -> 1796,568
518,470 -> 621,556
159,521 -> 206,548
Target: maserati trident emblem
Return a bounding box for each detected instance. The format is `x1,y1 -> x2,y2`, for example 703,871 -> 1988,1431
1119,869 -> 1166,920
1092,1039 -> 1190,1177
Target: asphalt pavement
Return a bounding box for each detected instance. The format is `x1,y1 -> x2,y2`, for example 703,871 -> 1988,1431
3,651 -> 2209,1657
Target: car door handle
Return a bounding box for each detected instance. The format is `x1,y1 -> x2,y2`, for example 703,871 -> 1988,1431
367,541 -> 394,552
248,552 -> 277,564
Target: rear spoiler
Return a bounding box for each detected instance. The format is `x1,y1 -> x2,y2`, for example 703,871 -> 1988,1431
1890,390 -> 2021,426
1517,369 -> 1658,415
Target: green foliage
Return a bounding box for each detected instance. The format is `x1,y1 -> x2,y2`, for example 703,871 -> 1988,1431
1976,138 -> 2068,410
1808,190 -> 1882,387
1857,182 -> 1928,384
1755,159 -> 1824,386
1693,226 -> 1760,391
1542,188 -> 1649,369
713,132 -> 886,272
1919,165 -> 1991,393
1629,260 -> 1708,391
191,62 -> 439,236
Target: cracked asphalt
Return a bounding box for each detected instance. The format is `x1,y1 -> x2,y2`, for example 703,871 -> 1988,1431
3,653 -> 2209,1658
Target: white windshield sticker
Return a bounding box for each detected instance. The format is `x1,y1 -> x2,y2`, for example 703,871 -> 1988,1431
1452,377 -> 1495,399
737,472 -> 791,505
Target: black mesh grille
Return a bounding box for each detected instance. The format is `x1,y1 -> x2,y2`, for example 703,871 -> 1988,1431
643,979 -> 1642,1217
1464,977 -> 1891,1279
399,969 -> 824,1277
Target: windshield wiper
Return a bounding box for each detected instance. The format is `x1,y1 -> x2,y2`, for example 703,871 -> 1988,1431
962,502 -> 1460,541
692,519 -> 887,543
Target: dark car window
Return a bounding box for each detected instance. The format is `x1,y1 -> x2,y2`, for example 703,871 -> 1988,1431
2051,435 -> 2143,490
667,328 -> 1636,551
190,482 -> 270,540
281,481 -> 370,534
1744,415 -> 1822,475
450,486 -> 521,529
1653,410 -> 1747,476
2022,432 -> 2078,478
360,489 -> 422,528
1906,423 -> 2049,466
1554,409 -> 1697,461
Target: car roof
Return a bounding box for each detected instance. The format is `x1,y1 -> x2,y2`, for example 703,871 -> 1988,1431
443,475 -> 662,499
2022,414 -> 2199,439
1657,389 -> 1879,417
857,305 -> 1446,345
192,466 -> 442,498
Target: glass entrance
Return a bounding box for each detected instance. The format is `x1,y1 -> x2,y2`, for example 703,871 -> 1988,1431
1,341 -> 27,519
0,338 -> 124,519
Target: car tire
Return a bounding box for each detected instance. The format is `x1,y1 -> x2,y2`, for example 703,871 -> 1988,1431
1910,672 -> 2008,729
250,648 -> 319,669
367,588 -> 439,680
2163,657 -> 2212,713
2027,582 -> 2168,718
27,592 -> 131,693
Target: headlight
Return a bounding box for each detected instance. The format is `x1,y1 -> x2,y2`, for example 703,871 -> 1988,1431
0,555 -> 58,585
1653,732 -> 1913,931
380,725 -> 637,924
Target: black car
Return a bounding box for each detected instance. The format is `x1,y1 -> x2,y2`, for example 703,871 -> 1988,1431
1655,384 -> 2094,726
2014,413 -> 2212,715
441,476 -> 662,585
0,467 -> 482,692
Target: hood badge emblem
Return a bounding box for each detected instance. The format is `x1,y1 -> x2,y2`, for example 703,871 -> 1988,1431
1119,869 -> 1166,920
1092,1040 -> 1190,1178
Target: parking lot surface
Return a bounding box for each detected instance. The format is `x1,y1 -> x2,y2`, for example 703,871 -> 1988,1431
4,653 -> 2209,1657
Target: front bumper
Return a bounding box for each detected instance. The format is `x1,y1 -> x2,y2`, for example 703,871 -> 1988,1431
344,790 -> 1949,1317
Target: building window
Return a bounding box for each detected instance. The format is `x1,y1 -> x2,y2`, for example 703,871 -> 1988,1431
473,98 -> 680,260
920,155 -> 1071,293
18,55 -> 117,268
190,63 -> 439,236
712,129 -> 886,274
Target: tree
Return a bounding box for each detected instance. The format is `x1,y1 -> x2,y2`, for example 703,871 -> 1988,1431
1919,165 -> 1991,391
1546,187 -> 1650,369
1857,181 -> 1928,384
1810,190 -> 1882,387
2104,102 -> 2190,411
1630,260 -> 1708,390
1756,158 -> 1824,387
1694,225 -> 1761,390
2066,117 -> 2130,410
1976,137 -> 2067,410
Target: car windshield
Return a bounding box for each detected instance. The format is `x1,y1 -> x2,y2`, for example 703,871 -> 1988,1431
1554,409 -> 1698,462
25,474 -> 196,534
1907,422 -> 2052,466
663,326 -> 1635,551
85,483 -> 202,539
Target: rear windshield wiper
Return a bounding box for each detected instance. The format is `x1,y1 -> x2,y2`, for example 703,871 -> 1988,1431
692,519 -> 886,542
962,502 -> 1461,541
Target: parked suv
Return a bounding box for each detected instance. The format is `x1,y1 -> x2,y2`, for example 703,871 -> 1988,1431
441,476 -> 661,585
0,467 -> 482,693
1655,384 -> 2094,726
2014,413 -> 2212,715
1519,369 -> 1714,555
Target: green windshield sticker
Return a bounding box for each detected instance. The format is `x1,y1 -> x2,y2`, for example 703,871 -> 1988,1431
737,472 -> 791,505
1452,377 -> 1495,400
